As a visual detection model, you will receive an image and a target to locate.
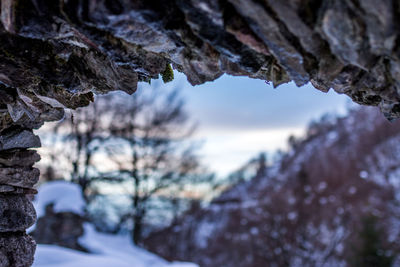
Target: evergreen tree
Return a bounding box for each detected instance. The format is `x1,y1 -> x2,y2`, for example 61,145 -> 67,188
351,216 -> 393,267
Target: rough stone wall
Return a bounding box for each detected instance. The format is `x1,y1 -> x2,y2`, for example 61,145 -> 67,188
2,0 -> 400,122
1,0 -> 400,266
0,130 -> 39,267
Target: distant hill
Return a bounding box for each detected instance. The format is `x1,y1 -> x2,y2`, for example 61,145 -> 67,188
144,107 -> 400,267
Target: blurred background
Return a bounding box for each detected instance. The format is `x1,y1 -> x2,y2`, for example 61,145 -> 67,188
30,72 -> 400,267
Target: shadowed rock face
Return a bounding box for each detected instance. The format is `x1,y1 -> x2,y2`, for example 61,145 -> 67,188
1,0 -> 400,266
0,129 -> 39,266
1,0 -> 400,125
33,204 -> 86,252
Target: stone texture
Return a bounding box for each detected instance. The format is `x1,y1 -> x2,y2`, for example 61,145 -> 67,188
0,0 -> 399,124
0,131 -> 40,152
0,195 -> 36,232
0,234 -> 35,267
0,150 -> 40,168
33,204 -> 87,252
0,131 -> 40,266
0,185 -> 37,194
0,167 -> 39,189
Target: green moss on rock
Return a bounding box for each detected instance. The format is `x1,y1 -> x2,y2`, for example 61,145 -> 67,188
161,64 -> 174,83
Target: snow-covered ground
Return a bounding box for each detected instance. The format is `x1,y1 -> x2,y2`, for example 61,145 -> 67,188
33,224 -> 196,267
32,181 -> 197,267
33,181 -> 86,219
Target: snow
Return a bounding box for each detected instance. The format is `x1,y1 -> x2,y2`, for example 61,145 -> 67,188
33,180 -> 86,218
33,244 -> 197,267
347,186 -> 357,195
33,223 -> 197,267
32,181 -> 198,267
33,245 -> 141,267
319,197 -> 327,205
287,211 -> 297,221
359,170 -> 368,179
195,221 -> 215,249
317,181 -> 327,192
250,227 -> 259,235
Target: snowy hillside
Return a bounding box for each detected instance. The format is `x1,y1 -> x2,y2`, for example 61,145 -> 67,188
145,107 -> 400,267
32,181 -> 197,267
33,224 -> 196,267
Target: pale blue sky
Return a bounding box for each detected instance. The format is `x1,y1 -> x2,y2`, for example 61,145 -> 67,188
140,72 -> 353,177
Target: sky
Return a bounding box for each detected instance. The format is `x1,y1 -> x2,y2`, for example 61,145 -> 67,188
138,72 -> 353,177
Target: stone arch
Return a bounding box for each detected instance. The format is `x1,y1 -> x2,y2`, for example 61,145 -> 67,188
0,0 -> 399,265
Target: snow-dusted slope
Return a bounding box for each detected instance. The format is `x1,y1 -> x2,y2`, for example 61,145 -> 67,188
32,181 -> 197,267
145,107 -> 400,267
33,224 -> 196,267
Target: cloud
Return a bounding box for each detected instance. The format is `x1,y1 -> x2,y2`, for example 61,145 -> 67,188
191,127 -> 305,176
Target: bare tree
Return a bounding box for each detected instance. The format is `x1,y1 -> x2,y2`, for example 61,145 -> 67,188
101,87 -> 202,244
39,98 -> 105,199
39,84 -> 208,244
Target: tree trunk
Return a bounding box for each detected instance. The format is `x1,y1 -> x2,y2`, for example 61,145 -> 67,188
131,178 -> 142,245
132,215 -> 143,245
